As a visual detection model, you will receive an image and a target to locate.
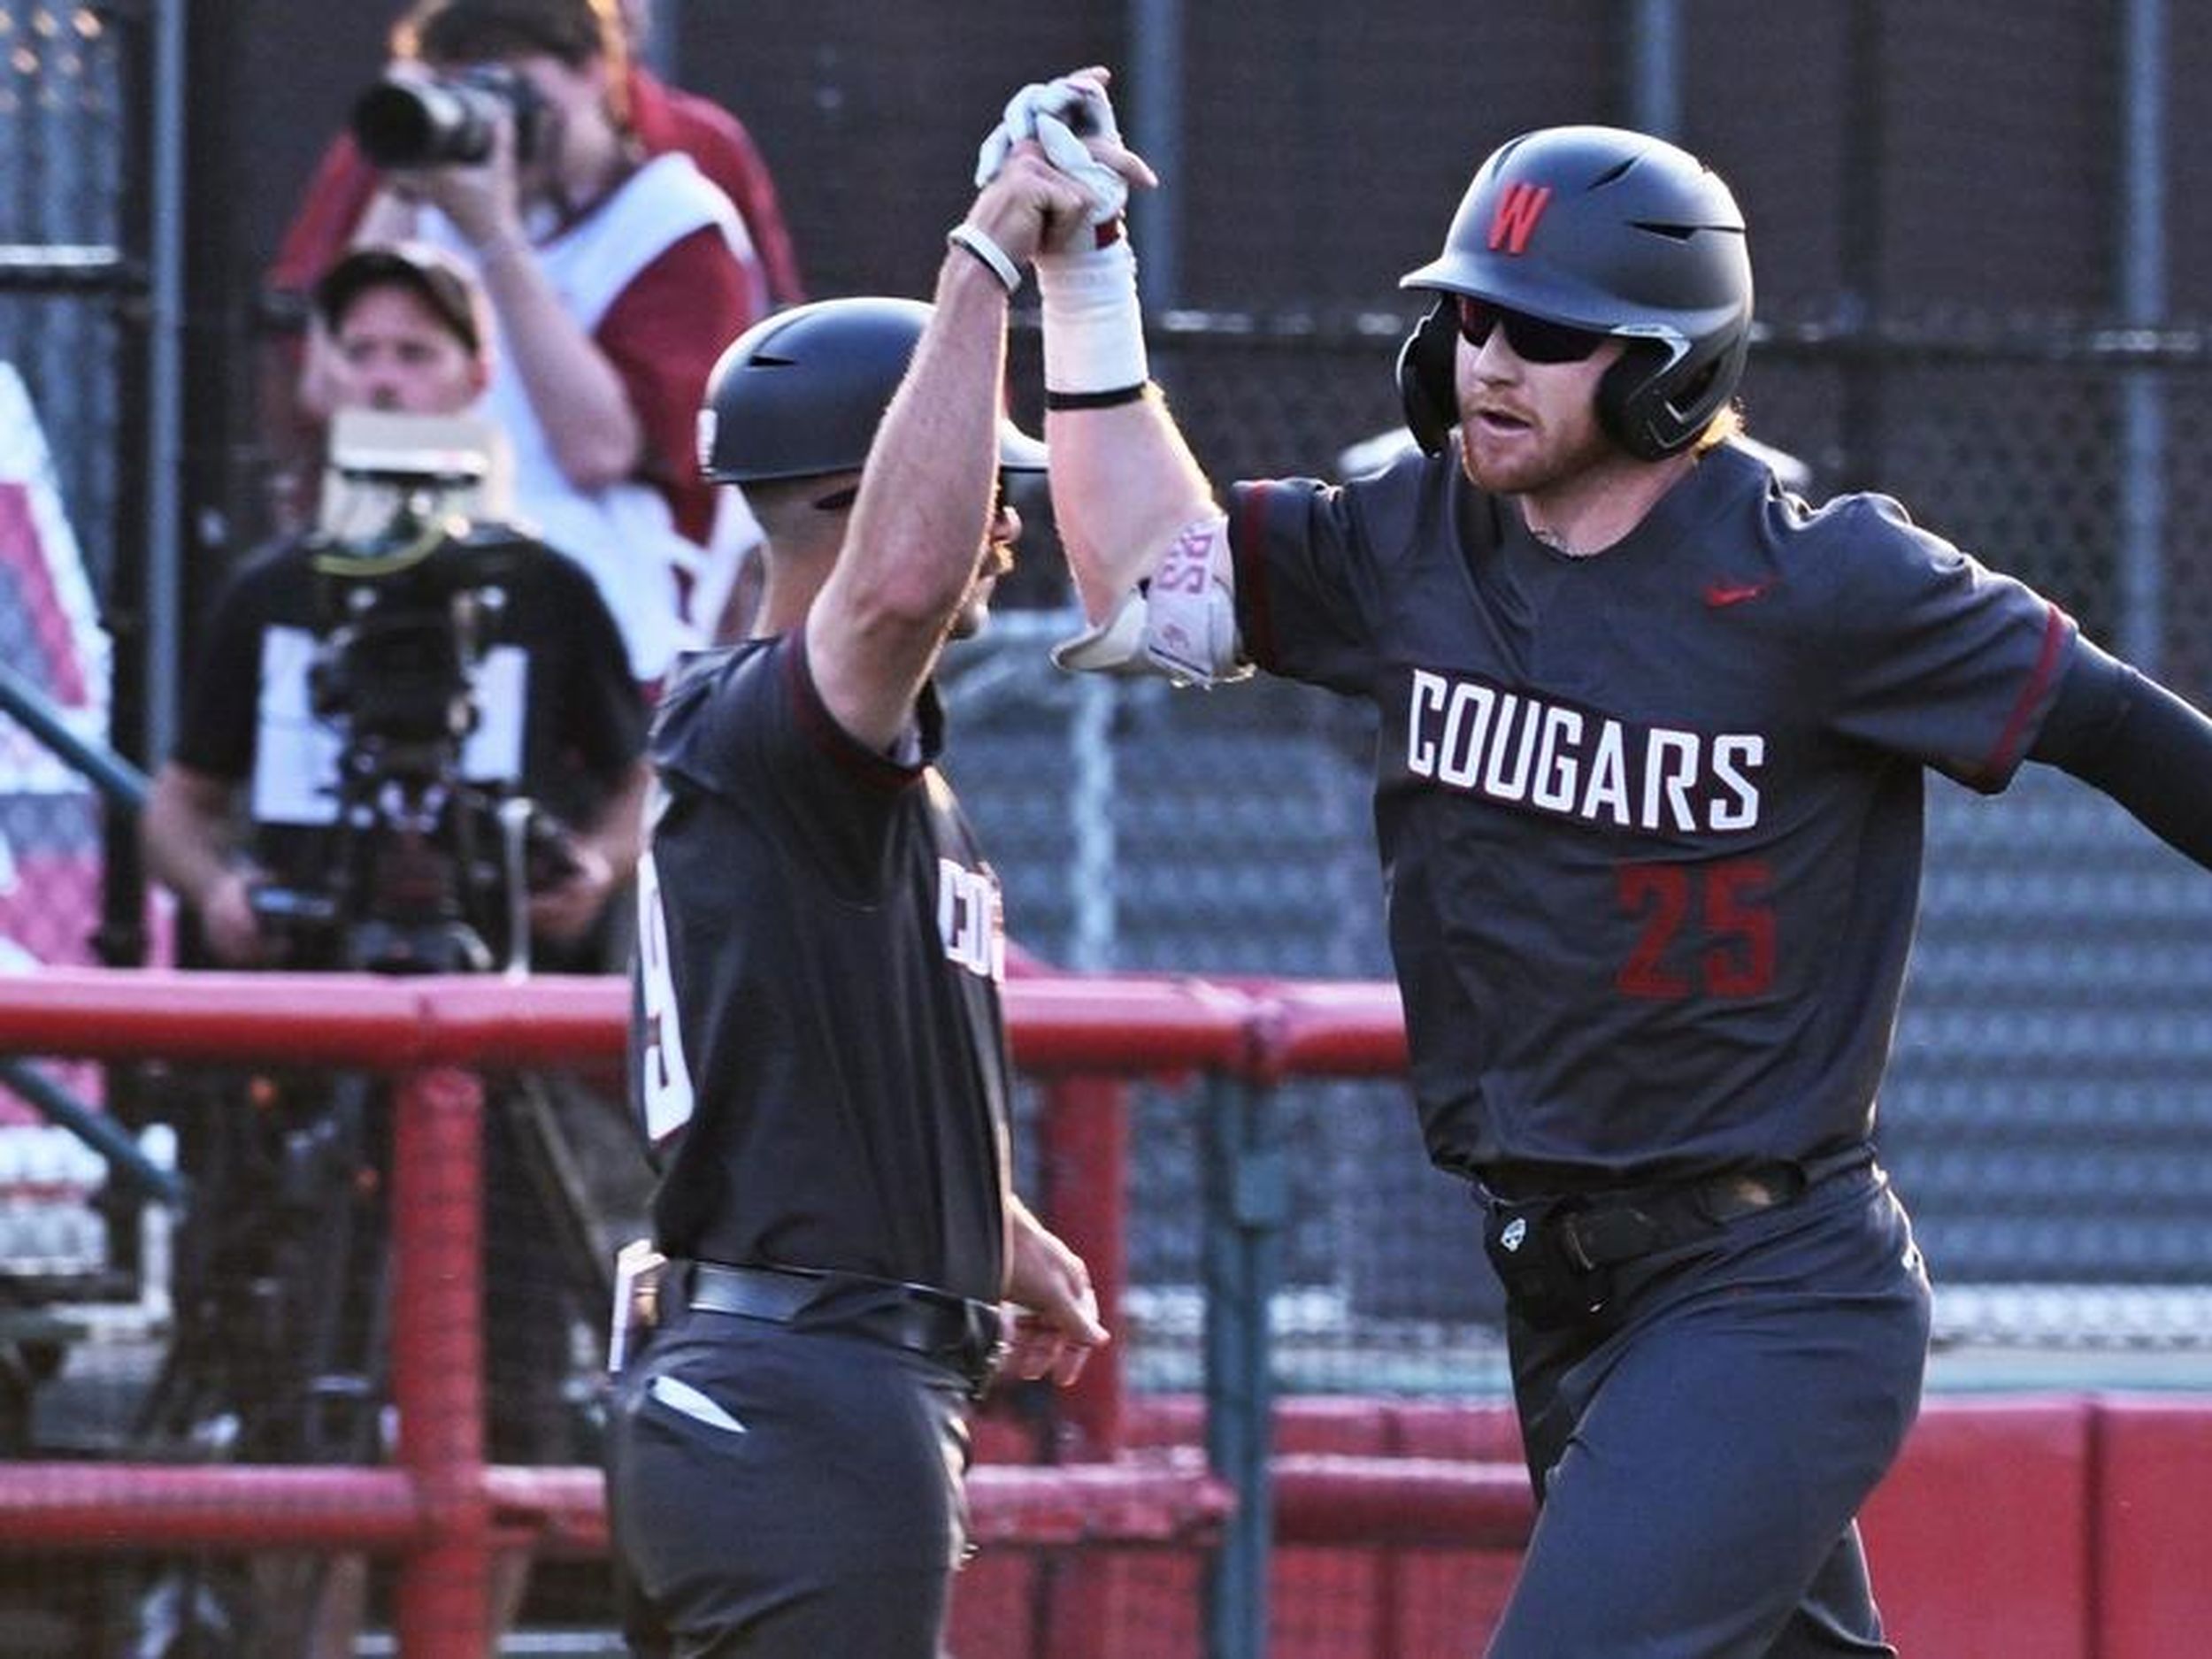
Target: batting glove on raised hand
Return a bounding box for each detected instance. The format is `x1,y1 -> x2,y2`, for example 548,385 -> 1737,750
974,66 -> 1129,225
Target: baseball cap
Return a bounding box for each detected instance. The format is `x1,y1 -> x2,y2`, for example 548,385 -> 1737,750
313,241 -> 488,354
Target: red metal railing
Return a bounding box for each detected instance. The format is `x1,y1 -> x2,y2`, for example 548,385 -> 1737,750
0,965 -> 1520,1656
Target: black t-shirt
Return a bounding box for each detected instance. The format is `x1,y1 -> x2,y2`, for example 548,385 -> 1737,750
1230,441 -> 2074,1178
628,632 -> 1010,1303
170,526 -> 648,903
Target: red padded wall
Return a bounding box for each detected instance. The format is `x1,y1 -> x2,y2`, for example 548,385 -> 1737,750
2093,1395 -> 2212,1659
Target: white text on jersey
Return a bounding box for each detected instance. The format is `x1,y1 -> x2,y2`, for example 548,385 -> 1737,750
938,857 -> 1007,982
1405,669 -> 1765,833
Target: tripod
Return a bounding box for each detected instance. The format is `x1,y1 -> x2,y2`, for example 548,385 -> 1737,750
119,847 -> 626,1656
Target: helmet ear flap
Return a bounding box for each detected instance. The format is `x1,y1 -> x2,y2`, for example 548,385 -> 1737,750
1397,297 -> 1461,456
1598,334 -> 1746,461
1596,342 -> 1675,462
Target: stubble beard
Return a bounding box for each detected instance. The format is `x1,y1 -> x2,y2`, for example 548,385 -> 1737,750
1458,413 -> 1615,498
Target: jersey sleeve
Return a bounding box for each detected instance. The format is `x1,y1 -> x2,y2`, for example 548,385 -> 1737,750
1225,473 -> 1387,693
650,632 -> 920,895
265,134 -> 380,301
167,561 -> 283,782
1813,495 -> 2076,792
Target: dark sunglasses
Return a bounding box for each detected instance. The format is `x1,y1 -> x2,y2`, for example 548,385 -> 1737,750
1455,296 -> 1610,365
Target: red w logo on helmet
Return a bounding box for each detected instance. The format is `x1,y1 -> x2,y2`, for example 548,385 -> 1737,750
1488,183 -> 1553,254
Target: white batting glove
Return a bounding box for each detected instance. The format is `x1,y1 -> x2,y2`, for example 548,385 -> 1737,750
974,69 -> 1129,225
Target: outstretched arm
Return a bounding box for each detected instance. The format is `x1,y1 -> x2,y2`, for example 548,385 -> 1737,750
2031,639 -> 2212,868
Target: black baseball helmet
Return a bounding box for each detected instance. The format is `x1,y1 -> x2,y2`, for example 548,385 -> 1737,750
697,296 -> 1048,485
1396,125 -> 1752,461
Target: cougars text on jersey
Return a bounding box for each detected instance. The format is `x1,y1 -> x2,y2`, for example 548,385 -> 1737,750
1405,668 -> 1767,834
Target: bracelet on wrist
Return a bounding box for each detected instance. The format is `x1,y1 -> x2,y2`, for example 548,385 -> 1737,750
946,223 -> 1023,295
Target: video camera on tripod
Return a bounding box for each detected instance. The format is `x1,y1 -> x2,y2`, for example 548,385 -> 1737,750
248,413 -> 577,976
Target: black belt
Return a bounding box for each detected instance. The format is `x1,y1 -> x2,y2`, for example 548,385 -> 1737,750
680,1260 -> 1004,1394
1477,1144 -> 1876,1273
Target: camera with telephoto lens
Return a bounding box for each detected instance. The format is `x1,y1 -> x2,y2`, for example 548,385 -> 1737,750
349,64 -> 546,169
249,449 -> 579,976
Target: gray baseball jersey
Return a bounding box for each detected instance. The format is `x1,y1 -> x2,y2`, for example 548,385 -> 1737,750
1229,441 -> 2073,1178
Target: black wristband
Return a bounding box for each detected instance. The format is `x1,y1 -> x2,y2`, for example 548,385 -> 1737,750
1045,382 -> 1150,411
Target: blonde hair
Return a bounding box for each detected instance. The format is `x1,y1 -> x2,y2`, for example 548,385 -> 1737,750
1691,402 -> 1745,457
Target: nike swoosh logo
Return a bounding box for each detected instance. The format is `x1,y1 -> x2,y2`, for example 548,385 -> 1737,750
1704,579 -> 1776,608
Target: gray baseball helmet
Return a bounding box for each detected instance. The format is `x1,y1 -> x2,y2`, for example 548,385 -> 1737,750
697,296 -> 1048,484
1397,125 -> 1753,461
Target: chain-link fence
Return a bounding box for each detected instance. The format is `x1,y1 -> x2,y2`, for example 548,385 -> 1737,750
0,0 -> 143,1283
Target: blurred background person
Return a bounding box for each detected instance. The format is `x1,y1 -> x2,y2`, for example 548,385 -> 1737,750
280,0 -> 765,687
267,0 -> 803,323
139,237 -> 650,1655
145,239 -> 648,972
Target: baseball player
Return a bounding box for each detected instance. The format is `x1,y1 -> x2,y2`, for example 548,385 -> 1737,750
599,137 -> 1111,1658
985,73 -> 2212,1656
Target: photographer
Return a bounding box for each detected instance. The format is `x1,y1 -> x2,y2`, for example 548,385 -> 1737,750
148,240 -> 649,973
296,0 -> 764,687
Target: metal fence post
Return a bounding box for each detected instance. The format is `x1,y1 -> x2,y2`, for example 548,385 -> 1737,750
391,1064 -> 492,1658
1202,1071 -> 1286,1659
1038,1074 -> 1129,1461
2116,0 -> 2169,675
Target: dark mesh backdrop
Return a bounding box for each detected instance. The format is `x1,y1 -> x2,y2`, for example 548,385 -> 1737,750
3,3 -> 2211,1650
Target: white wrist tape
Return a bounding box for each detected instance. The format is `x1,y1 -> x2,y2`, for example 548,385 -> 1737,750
1051,514 -> 1249,688
1038,235 -> 1148,396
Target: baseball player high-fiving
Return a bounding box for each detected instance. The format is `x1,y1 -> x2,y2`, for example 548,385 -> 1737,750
994,72 -> 2212,1657
602,137 -> 1109,1656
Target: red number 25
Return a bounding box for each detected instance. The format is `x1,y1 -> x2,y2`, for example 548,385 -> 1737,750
1615,857 -> 1775,1000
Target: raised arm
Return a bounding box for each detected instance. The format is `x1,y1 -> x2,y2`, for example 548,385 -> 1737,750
975,69 -> 1215,619
984,70 -> 1245,687
803,148 -> 1100,750
1048,394 -> 1218,621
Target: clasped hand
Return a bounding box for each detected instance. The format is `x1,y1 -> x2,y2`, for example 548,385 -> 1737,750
971,65 -> 1157,240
